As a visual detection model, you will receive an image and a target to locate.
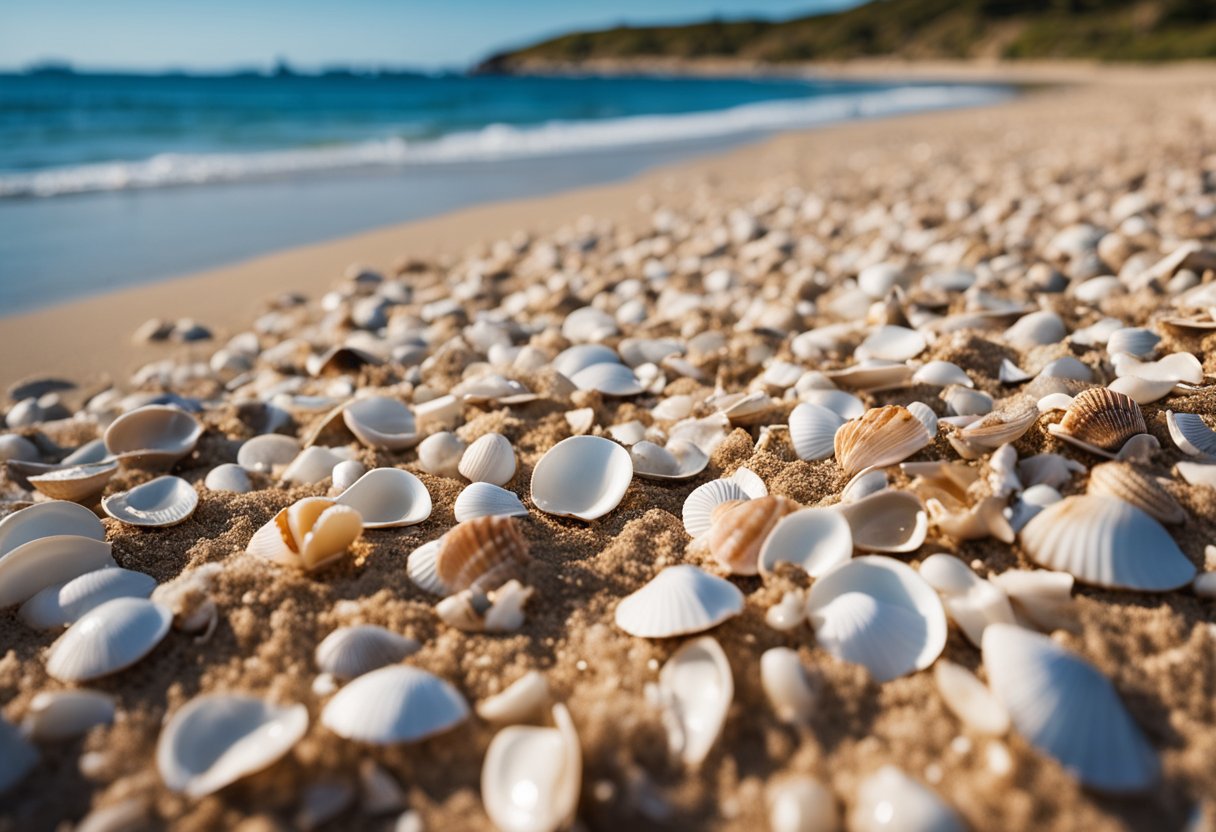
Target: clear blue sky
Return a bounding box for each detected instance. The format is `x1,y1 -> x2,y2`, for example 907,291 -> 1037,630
0,0 -> 864,72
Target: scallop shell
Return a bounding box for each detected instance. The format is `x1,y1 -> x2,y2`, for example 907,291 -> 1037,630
0,717 -> 37,794
682,479 -> 750,538
433,515 -> 530,595
321,665 -> 469,744
630,439 -> 709,480
570,363 -> 643,396
767,776 -> 839,832
933,660 -> 1009,736
760,647 -> 818,726
708,496 -> 800,575
476,671 -> 550,724
1087,462 -> 1185,524
833,406 -> 932,475
315,625 -> 420,680
205,463 -> 253,494
454,482 -> 529,523
103,405 -> 203,469
919,554 -> 1016,647
836,490 -> 928,554
342,396 -> 419,450
157,694 -> 309,798
850,766 -> 964,832
0,499 -> 105,557
481,704 -> 581,832
27,460 -> 118,504
417,431 -> 467,478
335,467 -> 431,529
406,538 -> 448,595
1166,410 -> 1216,458
982,624 -> 1158,793
1051,388 -> 1146,452
1107,327 -> 1160,358
459,433 -> 517,486
237,434 -> 300,473
907,401 -> 939,438
758,508 -> 853,579
246,497 -> 363,571
658,636 -> 733,767
46,597 -> 172,682
788,402 -> 845,462
1019,495 -> 1195,591
19,567 -> 156,630
102,476 -> 198,528
614,565 -> 744,638
912,361 -> 973,388
21,689 -> 116,741
0,535 -> 116,608
530,436 -> 632,521
805,556 -> 946,683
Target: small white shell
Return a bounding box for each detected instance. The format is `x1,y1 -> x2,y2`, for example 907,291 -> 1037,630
282,446 -> 350,485
987,569 -> 1079,634
1177,460 -> 1216,488
933,660 -> 1009,736
1112,351 -> 1203,384
321,665 -> 469,744
799,389 -> 865,420
246,497 -> 364,571
46,597 -> 172,682
0,535 -> 116,608
758,508 -> 853,578
788,403 -> 844,462
570,363 -> 643,396
682,479 -> 750,538
1004,310 -> 1066,348
0,717 -> 38,794
19,567 -> 156,630
614,565 -> 744,638
205,463 -> 253,494
630,440 -> 709,480
942,386 -> 993,417
919,554 -> 1016,646
530,436 -> 632,521
1018,453 -> 1085,488
760,647 -> 818,725
835,490 -> 927,554
331,459 -> 368,493
1108,375 -> 1177,404
1108,327 -> 1161,358
343,396 -> 419,450
335,468 -> 432,529
856,325 -> 926,362
454,482 -> 529,523
481,704 -> 581,832
21,689 -> 116,740
850,766 -> 964,832
765,591 -> 807,632
102,476 -> 198,528
1166,410 -> 1216,457
912,361 -> 973,388
730,466 -> 768,499
476,671 -> 550,724
1039,357 -> 1093,382
104,405 -> 203,469
767,775 -> 839,832
157,694 -> 309,797
658,636 -> 733,767
406,538 -> 448,595
237,434 -> 300,473
417,431 -> 467,478
551,344 -> 619,378
999,358 -> 1034,384
315,625 -> 420,679
459,433 -> 517,486
0,499 -> 105,557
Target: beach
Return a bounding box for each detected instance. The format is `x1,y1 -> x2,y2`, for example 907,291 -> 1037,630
3,62 -> 1216,831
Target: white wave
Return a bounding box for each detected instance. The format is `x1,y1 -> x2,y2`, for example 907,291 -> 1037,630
0,84 -> 1008,199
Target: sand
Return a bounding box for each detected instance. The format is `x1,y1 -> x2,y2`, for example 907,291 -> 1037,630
2,64 -> 1216,832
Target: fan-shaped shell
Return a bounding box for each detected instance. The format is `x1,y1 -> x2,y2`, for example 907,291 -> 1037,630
246,497 -> 363,571
321,665 -> 469,744
834,406 -> 932,475
614,565 -> 744,638
315,625 -> 420,680
0,500 -> 105,558
760,647 -> 819,726
27,461 -> 118,504
709,496 -> 800,575
758,508 -> 853,578
1166,410 -> 1216,458
434,515 -> 530,594
335,467 -> 431,529
0,535 -> 116,608
1052,388 -> 1145,451
417,431 -> 467,478
682,479 -> 750,538
788,402 -> 844,462
933,660 -> 1009,736
342,396 -> 419,450
836,490 -> 928,554
481,704 -> 581,832
982,624 -> 1158,792
205,463 -> 253,494
157,694 -> 309,798
459,433 -> 517,486
104,405 -> 203,469
630,439 -> 709,480
21,689 -> 116,741
102,476 -> 198,528
805,556 -> 947,683
454,482 -> 529,523
570,363 -> 642,396
46,597 -> 172,682
406,538 -> 448,595
850,766 -> 964,832
530,436 -> 632,521
1087,462 -> 1185,524
658,637 -> 733,767
1107,327 -> 1160,359
237,434 -> 300,473
19,567 -> 156,630
1020,495 -> 1195,591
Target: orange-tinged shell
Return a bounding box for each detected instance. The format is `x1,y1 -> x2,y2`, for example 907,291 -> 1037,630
1087,462 -> 1186,525
833,405 -> 932,476
1058,388 -> 1145,450
435,515 -> 530,594
709,496 -> 800,575
957,399 -> 1039,449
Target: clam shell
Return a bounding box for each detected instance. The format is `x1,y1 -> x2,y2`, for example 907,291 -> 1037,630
1107,327 -> 1160,359
204,463 -> 253,494
988,569 -> 1079,634
729,466 -> 768,499
476,671 -> 550,724
315,625 -> 420,680
630,439 -> 709,481
19,567 -> 156,630
1039,357 -> 1093,382
982,624 -> 1158,792
834,406 -> 932,475
839,467 -> 889,504
805,556 -> 946,683
551,344 -> 619,378
709,496 -> 800,575
406,538 -> 448,595
912,361 -> 973,388
1020,495 -> 1195,591
758,508 -> 853,578
951,398 -> 1038,457
836,490 -> 927,554
942,386 -> 992,417
767,776 -> 839,832
788,402 -> 844,462
824,359 -> 913,391
530,436 -> 632,521
933,660 -> 1009,736
1112,351 -> 1203,384
760,647 -> 818,726
0,535 -> 115,608
331,459 -> 367,493
21,689 -> 116,741
1166,410 -> 1216,458
246,497 -> 363,571
1087,462 -> 1185,524
434,515 -> 530,594
102,476 -> 198,528
1004,310 -> 1066,348
46,597 -> 172,682
0,434 -> 39,463
682,479 -> 750,538
237,434 -> 300,473
614,565 -> 744,638
856,325 -> 926,362
0,500 -> 105,557
335,468 -> 431,529
282,446 -> 350,485
1052,388 -> 1145,451
157,694 -> 309,798
570,363 -> 643,396
104,405 -> 203,469
27,460 -> 118,504
799,389 -> 865,420
658,636 -> 733,767
1107,375 -> 1176,404
459,433 -> 517,486
454,482 -> 529,523
0,717 -> 38,795
342,396 -> 419,450
321,665 -> 469,744
417,431 -> 467,478
850,766 -> 964,832
481,704 -> 581,832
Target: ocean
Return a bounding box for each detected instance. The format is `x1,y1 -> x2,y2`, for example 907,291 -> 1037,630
0,71 -> 1009,313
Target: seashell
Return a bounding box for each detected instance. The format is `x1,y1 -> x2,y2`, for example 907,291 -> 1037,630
1112,351 -> 1203,385
331,459 -> 367,493
246,497 -> 363,571
614,565 -> 743,638
104,405 -> 203,470
933,660 -> 1009,736
433,515 -> 530,594
1039,357 -> 1093,382
767,776 -> 839,832
406,538 -> 448,595
805,556 -> 946,683
315,625 -> 420,680
850,766 -> 964,832
919,554 -> 1016,647
335,468 -> 431,529
102,476 -> 198,528
1007,484 -> 1063,533
435,580 -> 533,633
942,385 -> 992,417
563,306 -> 617,343
564,408 -> 596,435
729,466 -> 768,499
982,624 -> 1158,792
46,597 -> 172,682
630,439 -> 708,480
237,434 -> 300,473
682,479 -> 750,538
481,704 -> 581,832
19,567 -> 156,629
454,374 -> 536,405
459,433 -> 517,486
282,446 -> 351,485
906,402 -> 938,438
0,499 -> 105,557
988,569 -> 1079,633
1020,495 -> 1195,591
608,420 -> 646,446
835,490 -> 927,554
27,461 -> 118,504
857,262 -> 905,298
476,670 -> 550,724
1177,460 -> 1216,488
1107,375 -> 1176,404
833,406 -> 932,475
342,396 -> 419,450
715,391 -> 778,425
570,363 -> 643,396
824,359 -> 913,392
760,647 -> 818,726
0,535 -> 116,608
839,467 -> 889,504
414,393 -> 463,430
788,402 -> 844,462
1167,410 -> 1216,458
321,664 -> 469,744
205,463 -> 253,494
1018,453 -> 1084,488
0,433 -> 39,463
306,344 -> 382,377
708,496 -> 800,575
0,717 -> 38,794
417,431 -> 467,478
21,689 -> 116,741
949,399 -> 1038,458
855,325 -> 925,362
1049,387 -> 1145,453
799,388 -> 865,420
998,358 -> 1034,384
668,413 -> 731,456
1005,310 -> 1066,348
988,443 -> 1020,497
530,435 -> 632,521
765,590 -> 806,632
1087,462 -> 1185,524
157,694 -> 309,798
912,361 -> 973,388
758,508 -> 853,578
454,482 -> 529,523
552,344 -> 620,378
1107,327 -> 1160,359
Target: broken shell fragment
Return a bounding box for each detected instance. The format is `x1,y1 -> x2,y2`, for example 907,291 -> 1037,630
435,580 -> 533,633
321,665 -> 469,744
767,775 -> 839,832
988,570 -> 1079,633
1087,462 -> 1185,524
933,660 -> 1009,736
850,766 -> 964,832
102,476 -> 198,528
530,435 -> 632,521
315,625 -> 421,680
335,468 -> 432,529
614,565 -> 744,638
246,497 -> 363,572
630,439 -> 709,480
476,671 -> 550,724
919,554 -> 1016,647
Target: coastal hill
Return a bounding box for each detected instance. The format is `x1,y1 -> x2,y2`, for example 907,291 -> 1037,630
478,0 -> 1216,70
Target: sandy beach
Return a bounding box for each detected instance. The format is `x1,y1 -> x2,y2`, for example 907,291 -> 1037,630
3,62 -> 1216,831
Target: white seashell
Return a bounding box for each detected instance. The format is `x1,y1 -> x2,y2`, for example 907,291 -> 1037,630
668,413 -> 731,456
46,597 -> 172,682
608,420 -> 647,446
758,508 -> 853,578
839,468 -> 889,504
26,460 -> 119,504
331,459 -> 368,493
1017,453 -> 1084,488
343,396 -> 419,450
982,624 -> 1158,792
805,556 -> 946,683
0,433 -> 39,463
767,776 -> 839,832
563,306 -> 617,343
406,538 -> 448,595
104,405 -> 203,469
1007,484 -> 1062,533
157,694 -> 309,798
282,446 -> 350,485
205,463 -> 253,494
799,389 -> 865,420
729,467 -> 768,499
1039,357 -> 1093,381
824,359 -> 913,391
857,263 -> 905,298
856,326 -> 926,362
563,408 -> 596,435
552,344 -> 619,378
682,479 -> 749,538
1107,327 -> 1160,358
436,580 -> 533,633
906,402 -> 939,438
788,403 -> 844,462
481,704 -> 581,832
919,554 -> 1017,646
570,362 -> 643,396
942,385 -> 992,417
1113,351 -> 1203,384
0,499 -> 105,557
988,443 -> 1021,497
630,439 -> 709,481
336,468 -> 431,529
454,374 -> 536,405
1166,410 -> 1216,457
1108,375 -> 1176,404
459,433 -> 517,486
933,660 -> 1009,736
454,482 -> 529,523
237,434 -> 300,473
21,689 -> 116,741
246,497 -> 363,571
414,394 -> 463,430
0,535 -> 116,608
760,647 -> 818,726
912,361 -> 973,388
765,591 -> 806,632
1020,495 -> 1195,591
850,766 -> 963,832
0,716 -> 38,794
1177,460 -> 1216,488
530,436 -> 632,521
476,671 -> 550,724
321,665 -> 469,744
102,476 -> 198,528
835,490 -> 927,554
762,360 -> 805,390
614,565 -> 743,638
999,358 -> 1034,384
315,625 -> 420,679
417,431 -> 467,478
19,567 -> 155,630
1005,310 -> 1066,348
658,636 -> 732,767
988,569 -> 1079,633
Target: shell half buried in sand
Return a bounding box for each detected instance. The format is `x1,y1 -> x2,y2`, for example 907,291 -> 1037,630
246,497 -> 363,571
26,460 -> 118,504
630,439 -> 709,480
46,597 -> 172,683
0,535 -> 116,608
481,704 -> 581,832
614,565 -> 744,639
453,482 -> 529,523
530,435 -> 632,521
314,625 -> 420,680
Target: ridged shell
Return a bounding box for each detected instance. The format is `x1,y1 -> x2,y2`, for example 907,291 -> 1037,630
1107,327 -> 1160,359
27,461 -> 118,503
315,625 -> 420,679
205,463 -> 253,494
1054,388 -> 1145,451
850,766 -> 964,832
481,704 -> 581,832
933,660 -> 1009,736
237,434 -> 300,473
836,490 -> 928,554
0,500 -> 105,557
570,363 -> 643,396
1087,462 -> 1185,524
0,535 -> 116,608
246,497 -> 363,571
760,647 -> 819,726
282,446 -> 350,485
321,665 -> 469,744
102,476 -> 198,528
435,515 -> 530,594
406,538 -> 448,595
658,637 -> 733,767
614,565 -> 744,638
1166,410 -> 1216,457
342,396 -> 419,450
459,433 -> 517,486
1020,495 -> 1195,591
982,624 -> 1158,792
21,689 -> 116,741
157,694 -> 309,798
681,479 -> 750,538
46,597 -> 172,682
454,482 -> 529,523
788,402 -> 844,462
951,399 -> 1039,457
19,567 -> 156,630
834,405 -> 932,475
630,439 -> 709,480
709,496 -> 800,575
335,467 -> 431,529
530,436 -> 633,521
103,405 -> 203,469
758,508 -> 853,579
0,717 -> 38,794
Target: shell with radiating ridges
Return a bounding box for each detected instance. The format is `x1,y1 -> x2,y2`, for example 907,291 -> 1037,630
435,515 -> 530,594
342,396 -> 419,450
481,704 -> 581,832
406,538 -> 448,595
950,399 -> 1039,458
315,625 -> 420,680
1052,388 -> 1146,451
530,436 -> 632,521
454,482 -> 529,523
1166,410 -> 1216,458
658,637 -> 733,767
246,497 -> 363,571
1087,462 -> 1185,524
321,665 -> 469,744
788,402 -> 845,462
758,508 -> 853,579
335,468 -> 431,529
0,500 -> 105,558
459,433 -> 517,486
708,496 -> 800,575
104,405 -> 203,469
614,565 -> 744,638
46,597 -> 172,682
836,490 -> 928,554
0,535 -> 116,608
833,406 -> 932,475
19,567 -> 156,630
102,476 -> 198,528
681,479 -> 750,539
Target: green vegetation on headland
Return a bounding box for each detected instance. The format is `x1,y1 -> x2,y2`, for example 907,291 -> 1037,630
477,0 -> 1216,71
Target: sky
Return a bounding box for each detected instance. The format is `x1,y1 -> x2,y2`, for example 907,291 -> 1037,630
0,0 -> 864,72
